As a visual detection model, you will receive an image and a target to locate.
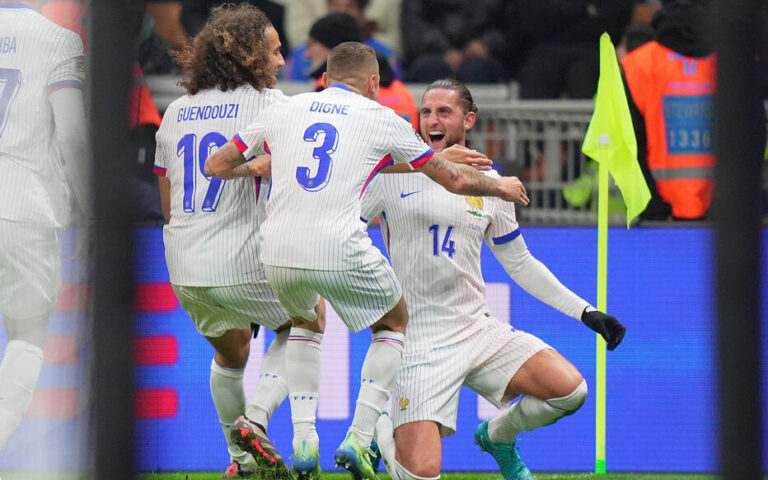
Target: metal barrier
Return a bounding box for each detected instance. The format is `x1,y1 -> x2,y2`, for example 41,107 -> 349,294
467,101 -> 606,224
147,77 -> 767,225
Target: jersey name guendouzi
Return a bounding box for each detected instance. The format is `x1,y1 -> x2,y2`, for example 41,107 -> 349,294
176,103 -> 239,122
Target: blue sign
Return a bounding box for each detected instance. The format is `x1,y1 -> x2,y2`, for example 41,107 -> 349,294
1,227 -> 766,474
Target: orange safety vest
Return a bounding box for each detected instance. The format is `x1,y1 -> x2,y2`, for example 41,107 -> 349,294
129,64 -> 162,128
378,80 -> 419,131
622,41 -> 717,219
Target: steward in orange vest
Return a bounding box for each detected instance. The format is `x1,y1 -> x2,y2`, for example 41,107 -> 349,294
622,0 -> 715,220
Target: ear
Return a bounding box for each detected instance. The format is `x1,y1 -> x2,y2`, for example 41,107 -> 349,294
369,74 -> 379,99
321,72 -> 328,88
464,111 -> 477,131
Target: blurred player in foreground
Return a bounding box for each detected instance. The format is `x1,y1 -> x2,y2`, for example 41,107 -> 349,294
205,42 -> 529,479
154,5 -> 324,478
0,0 -> 90,455
362,79 -> 626,480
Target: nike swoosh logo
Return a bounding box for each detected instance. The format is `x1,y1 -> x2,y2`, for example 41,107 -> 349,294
400,191 -> 420,198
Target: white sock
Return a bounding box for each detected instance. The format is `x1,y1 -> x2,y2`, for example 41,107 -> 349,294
374,413 -> 397,475
285,327 -> 322,451
0,340 -> 44,450
245,328 -> 289,429
488,379 -> 588,443
210,359 -> 250,463
391,458 -> 440,480
349,330 -> 404,448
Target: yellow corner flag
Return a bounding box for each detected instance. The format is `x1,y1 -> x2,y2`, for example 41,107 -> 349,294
582,32 -> 651,227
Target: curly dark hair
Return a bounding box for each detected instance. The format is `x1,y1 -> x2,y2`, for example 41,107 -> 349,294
175,4 -> 276,95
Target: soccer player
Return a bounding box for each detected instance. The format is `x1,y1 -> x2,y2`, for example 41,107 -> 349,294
205,42 -> 529,479
0,0 -> 90,453
361,79 -> 627,480
154,5 -> 325,478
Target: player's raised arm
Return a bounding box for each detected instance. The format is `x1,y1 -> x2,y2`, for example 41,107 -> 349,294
417,154 -> 530,205
205,141 -> 273,179
488,233 -> 626,350
381,144 -> 492,173
204,140 -> 246,179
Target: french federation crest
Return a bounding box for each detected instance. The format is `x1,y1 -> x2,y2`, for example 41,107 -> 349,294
465,196 -> 484,217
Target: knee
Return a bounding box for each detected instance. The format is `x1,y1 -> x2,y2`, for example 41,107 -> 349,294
551,379 -> 587,414
374,297 -> 408,334
396,446 -> 441,478
214,343 -> 249,369
293,316 -> 323,334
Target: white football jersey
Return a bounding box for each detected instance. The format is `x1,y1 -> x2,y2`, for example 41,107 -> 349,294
0,5 -> 84,227
360,170 -> 520,350
155,86 -> 288,286
235,84 -> 433,270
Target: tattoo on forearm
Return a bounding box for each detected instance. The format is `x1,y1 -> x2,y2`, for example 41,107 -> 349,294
230,162 -> 250,177
431,154 -> 498,195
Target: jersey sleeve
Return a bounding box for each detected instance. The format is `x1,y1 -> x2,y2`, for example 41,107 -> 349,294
268,88 -> 291,105
233,104 -> 275,159
483,171 -> 521,246
152,121 -> 168,177
386,110 -> 434,169
360,175 -> 385,223
47,31 -> 85,93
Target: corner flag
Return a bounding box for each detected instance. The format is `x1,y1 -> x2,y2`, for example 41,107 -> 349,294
582,32 -> 651,227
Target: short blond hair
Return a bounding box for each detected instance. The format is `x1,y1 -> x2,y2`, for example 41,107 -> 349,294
326,42 -> 378,87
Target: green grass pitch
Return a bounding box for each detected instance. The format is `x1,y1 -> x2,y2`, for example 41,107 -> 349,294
136,472 -> 724,480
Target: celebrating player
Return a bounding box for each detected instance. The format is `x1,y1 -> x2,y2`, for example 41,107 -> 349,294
154,5 -> 324,478
205,42 -> 529,479
361,79 -> 627,480
0,0 -> 90,454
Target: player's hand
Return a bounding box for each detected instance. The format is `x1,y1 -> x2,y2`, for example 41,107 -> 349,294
440,144 -> 493,170
581,309 -> 626,350
248,154 -> 272,177
497,176 -> 529,205
230,154 -> 272,178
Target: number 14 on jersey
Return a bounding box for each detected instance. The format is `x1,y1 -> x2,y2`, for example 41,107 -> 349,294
429,224 -> 455,258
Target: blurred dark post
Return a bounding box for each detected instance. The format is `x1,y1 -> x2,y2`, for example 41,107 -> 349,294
714,0 -> 765,478
88,1 -> 137,479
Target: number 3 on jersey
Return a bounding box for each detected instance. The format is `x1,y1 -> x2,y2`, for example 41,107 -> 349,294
297,122 -> 338,191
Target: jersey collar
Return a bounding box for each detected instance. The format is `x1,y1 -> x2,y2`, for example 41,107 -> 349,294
0,3 -> 37,10
329,83 -> 354,92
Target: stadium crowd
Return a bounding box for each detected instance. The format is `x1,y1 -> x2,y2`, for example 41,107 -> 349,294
38,0 -> 768,223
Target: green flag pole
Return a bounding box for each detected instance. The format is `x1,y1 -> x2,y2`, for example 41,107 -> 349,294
595,160 -> 609,474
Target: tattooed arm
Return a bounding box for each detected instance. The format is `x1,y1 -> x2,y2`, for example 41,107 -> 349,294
417,154 -> 530,205
382,145 -> 493,173
204,141 -> 247,179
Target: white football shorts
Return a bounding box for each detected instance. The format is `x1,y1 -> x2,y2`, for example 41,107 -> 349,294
392,313 -> 550,436
173,274 -> 291,337
0,219 -> 61,320
263,256 -> 402,333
